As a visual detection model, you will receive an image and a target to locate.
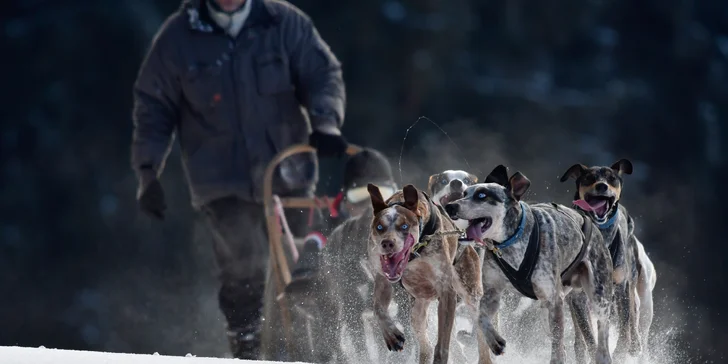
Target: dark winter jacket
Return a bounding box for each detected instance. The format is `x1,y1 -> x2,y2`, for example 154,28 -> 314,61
131,0 -> 345,208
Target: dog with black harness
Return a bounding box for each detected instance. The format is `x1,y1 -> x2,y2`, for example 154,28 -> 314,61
445,165 -> 614,364
560,159 -> 656,363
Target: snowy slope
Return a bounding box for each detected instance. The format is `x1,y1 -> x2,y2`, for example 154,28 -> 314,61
0,346 -> 310,364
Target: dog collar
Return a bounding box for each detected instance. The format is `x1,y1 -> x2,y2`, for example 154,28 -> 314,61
494,201 -> 527,250
597,206 -> 619,230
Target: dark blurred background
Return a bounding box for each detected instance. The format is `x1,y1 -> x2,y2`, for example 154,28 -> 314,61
2,0 -> 727,362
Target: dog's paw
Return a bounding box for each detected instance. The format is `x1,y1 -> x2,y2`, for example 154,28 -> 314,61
382,325 -> 405,352
486,331 -> 506,356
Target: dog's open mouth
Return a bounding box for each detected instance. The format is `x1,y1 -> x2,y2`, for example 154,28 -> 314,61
573,195 -> 615,220
465,217 -> 492,244
380,233 -> 416,283
439,191 -> 464,209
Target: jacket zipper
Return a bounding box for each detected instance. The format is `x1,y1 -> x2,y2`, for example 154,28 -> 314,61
229,39 -> 243,135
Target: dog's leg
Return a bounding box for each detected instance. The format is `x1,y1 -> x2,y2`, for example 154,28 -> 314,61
637,265 -> 654,363
480,286 -> 507,356
433,286 -> 457,364
612,283 -> 631,363
380,288 -> 414,364
543,291 -> 566,364
453,245 -> 485,363
627,280 -> 643,356
596,317 -> 611,364
580,256 -> 613,364
476,323 -> 494,364
568,290 -> 595,363
374,274 -> 405,352
411,298 -> 432,364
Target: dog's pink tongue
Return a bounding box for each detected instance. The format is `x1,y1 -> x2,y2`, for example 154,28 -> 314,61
573,199 -> 605,212
466,222 -> 484,244
381,234 -> 416,280
573,200 -> 594,211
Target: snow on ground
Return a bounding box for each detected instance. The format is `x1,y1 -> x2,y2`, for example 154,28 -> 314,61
0,346 -> 310,364
1,292 -> 688,364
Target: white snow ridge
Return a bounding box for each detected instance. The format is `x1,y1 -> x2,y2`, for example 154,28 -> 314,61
0,346 -> 309,364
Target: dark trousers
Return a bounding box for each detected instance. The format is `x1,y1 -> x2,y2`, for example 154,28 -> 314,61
201,195 -> 314,359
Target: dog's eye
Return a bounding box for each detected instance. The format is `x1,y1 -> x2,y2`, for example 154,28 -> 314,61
463,178 -> 471,184
441,178 -> 448,185
607,175 -> 617,184
401,224 -> 409,230
583,175 -> 596,185
377,224 -> 383,231
477,192 -> 486,199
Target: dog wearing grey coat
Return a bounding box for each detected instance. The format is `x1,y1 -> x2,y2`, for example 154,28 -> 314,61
560,159 -> 657,363
445,165 -> 614,364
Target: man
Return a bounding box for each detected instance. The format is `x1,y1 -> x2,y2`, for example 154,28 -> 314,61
130,0 -> 346,359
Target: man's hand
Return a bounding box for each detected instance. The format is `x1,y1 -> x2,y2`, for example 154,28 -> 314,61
309,128 -> 347,158
137,168 -> 166,220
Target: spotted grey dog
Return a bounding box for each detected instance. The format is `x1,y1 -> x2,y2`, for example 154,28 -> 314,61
445,165 -> 614,364
560,159 -> 656,363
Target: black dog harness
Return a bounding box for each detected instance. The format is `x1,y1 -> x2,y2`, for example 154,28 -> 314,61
608,230 -> 621,265
491,213 -> 541,299
491,203 -> 593,300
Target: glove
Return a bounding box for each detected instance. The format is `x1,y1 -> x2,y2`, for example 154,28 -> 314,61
309,129 -> 348,158
137,168 -> 166,220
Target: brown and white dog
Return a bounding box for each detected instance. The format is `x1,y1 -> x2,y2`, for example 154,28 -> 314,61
367,184 -> 487,364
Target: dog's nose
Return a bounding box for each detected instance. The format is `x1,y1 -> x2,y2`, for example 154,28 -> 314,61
595,182 -> 608,193
380,240 -> 396,253
445,203 -> 459,217
450,179 -> 463,189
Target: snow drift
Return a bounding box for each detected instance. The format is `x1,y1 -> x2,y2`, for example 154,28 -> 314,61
0,346 -> 310,364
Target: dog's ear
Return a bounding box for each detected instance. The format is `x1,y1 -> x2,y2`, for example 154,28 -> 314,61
610,159 -> 633,176
367,183 -> 387,214
559,164 -> 587,183
485,165 -> 509,186
507,172 -> 531,201
427,174 -> 439,194
402,184 -> 420,212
